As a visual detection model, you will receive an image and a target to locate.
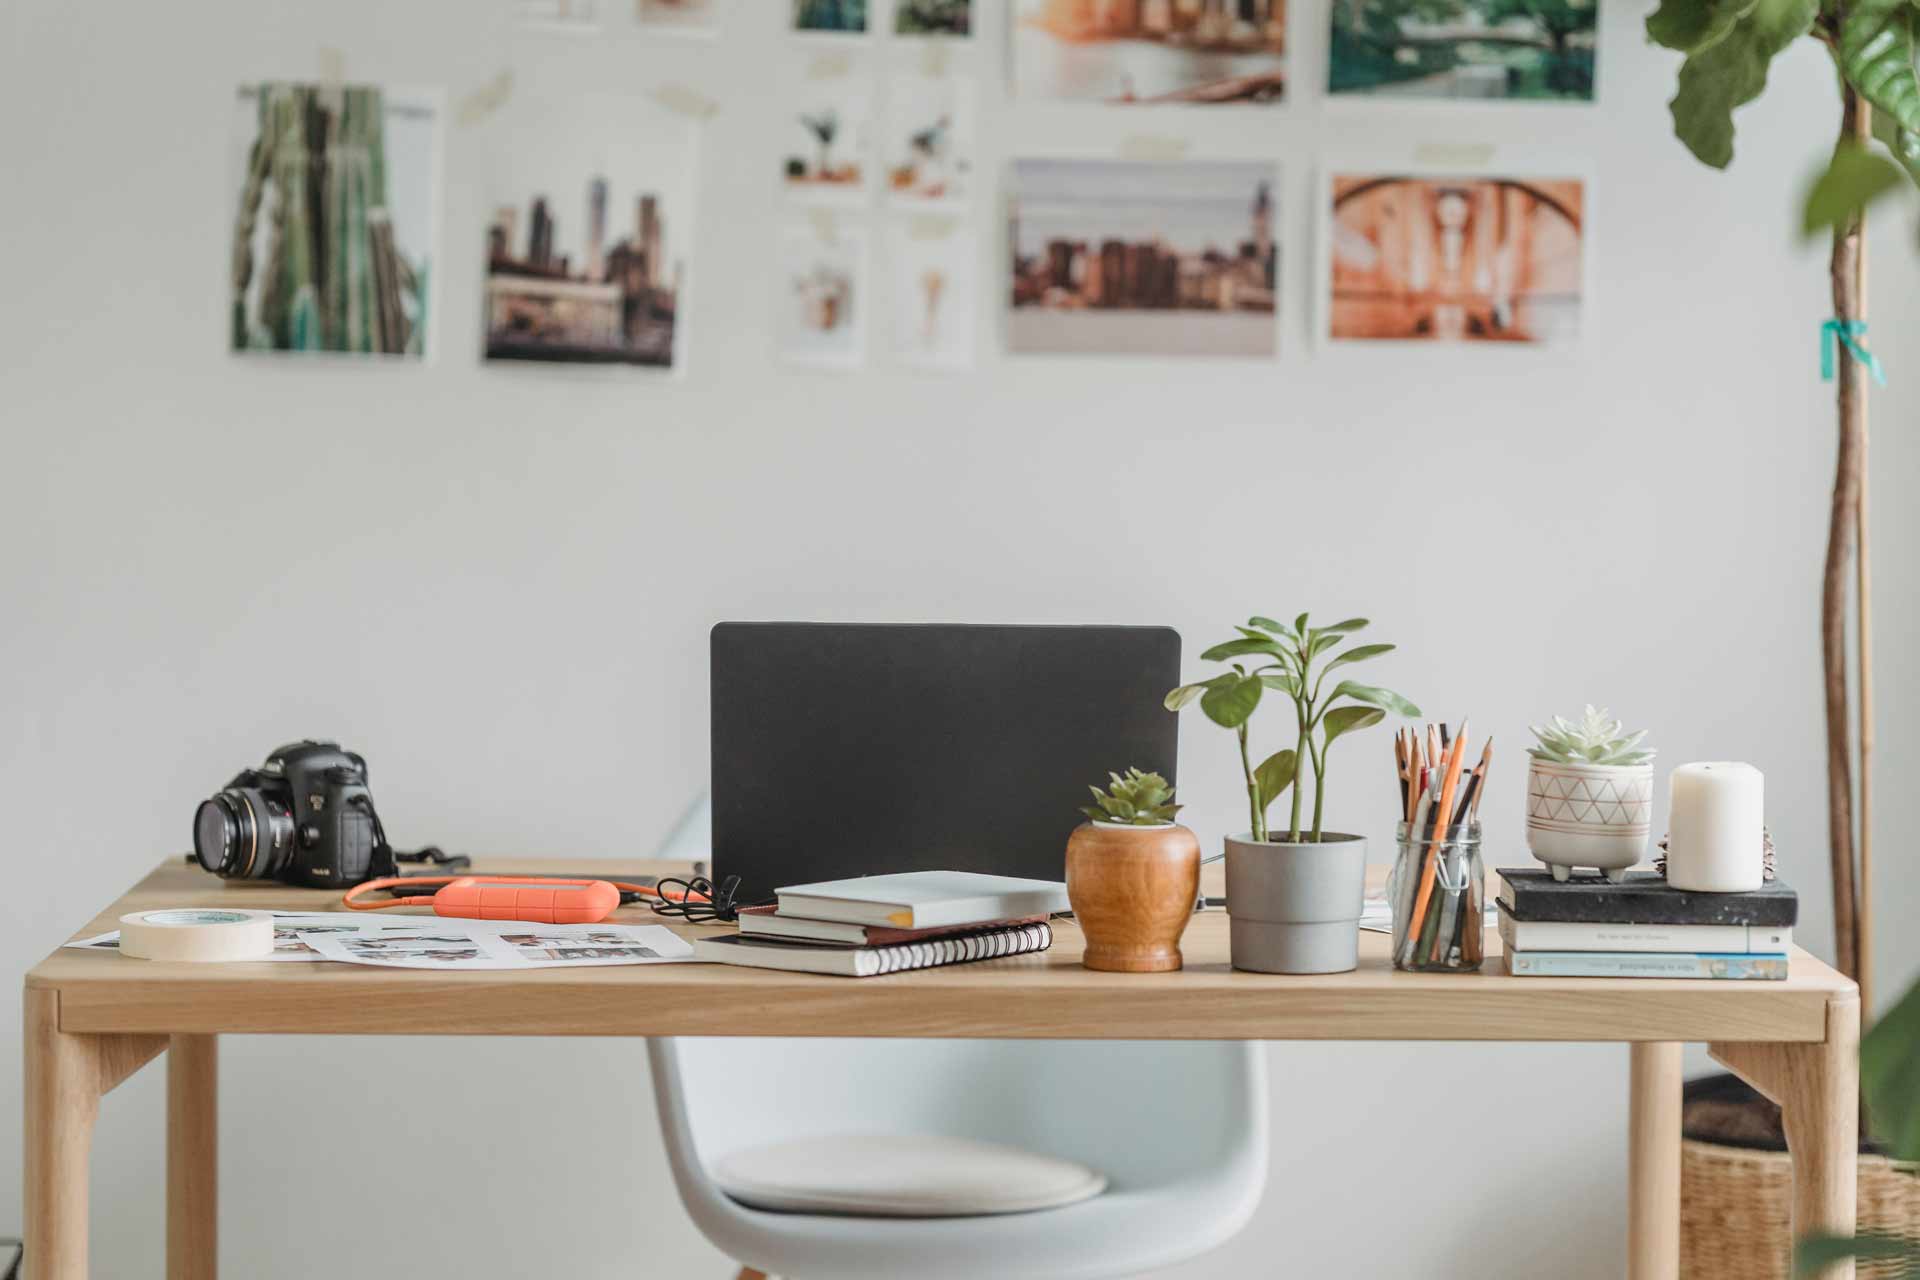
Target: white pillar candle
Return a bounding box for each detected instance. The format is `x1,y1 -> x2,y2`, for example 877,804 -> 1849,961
1666,762 -> 1765,892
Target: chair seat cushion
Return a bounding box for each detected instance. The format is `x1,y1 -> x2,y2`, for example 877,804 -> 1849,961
713,1133 -> 1108,1218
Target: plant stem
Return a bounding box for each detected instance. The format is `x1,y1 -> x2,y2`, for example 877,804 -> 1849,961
1237,722 -> 1263,842
1821,88 -> 1868,986
1289,717 -> 1307,843
1310,736 -> 1328,843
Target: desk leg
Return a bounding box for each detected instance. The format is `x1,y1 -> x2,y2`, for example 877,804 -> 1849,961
23,987 -> 165,1280
168,1035 -> 217,1280
1627,1042 -> 1681,1280
1711,995 -> 1862,1280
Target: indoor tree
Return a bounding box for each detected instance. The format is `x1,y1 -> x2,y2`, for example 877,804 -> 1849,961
1649,0 -> 1918,1011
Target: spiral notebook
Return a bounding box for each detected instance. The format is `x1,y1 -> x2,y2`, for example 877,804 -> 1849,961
691,922 -> 1054,977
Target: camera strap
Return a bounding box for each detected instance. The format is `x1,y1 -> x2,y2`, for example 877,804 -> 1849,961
351,795 -> 472,878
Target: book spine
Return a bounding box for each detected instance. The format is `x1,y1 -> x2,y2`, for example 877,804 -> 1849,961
868,922 -> 1054,976
1505,951 -> 1789,980
1501,918 -> 1790,954
1497,884 -> 1795,928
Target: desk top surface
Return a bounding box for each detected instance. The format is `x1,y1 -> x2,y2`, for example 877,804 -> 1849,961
27,858 -> 1854,1043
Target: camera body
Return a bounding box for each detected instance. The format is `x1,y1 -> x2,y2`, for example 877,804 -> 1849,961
193,741 -> 383,887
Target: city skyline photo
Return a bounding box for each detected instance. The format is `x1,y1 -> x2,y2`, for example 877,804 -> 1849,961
1009,158 -> 1278,357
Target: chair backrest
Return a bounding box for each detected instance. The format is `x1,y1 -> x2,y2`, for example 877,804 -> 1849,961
652,1036 -> 1263,1187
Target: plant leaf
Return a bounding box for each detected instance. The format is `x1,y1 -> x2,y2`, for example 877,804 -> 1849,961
1324,642 -> 1396,673
1164,683 -> 1207,711
1246,616 -> 1290,636
1863,972 -> 1920,1161
1872,108 -> 1920,186
1253,749 -> 1298,813
1307,632 -> 1344,660
1293,612 -> 1310,636
1201,637 -> 1291,663
1669,0 -> 1819,168
1322,617 -> 1369,634
1647,0 -> 1760,53
1329,681 -> 1423,718
1793,1233 -> 1920,1276
1200,673 -> 1263,729
1259,670 -> 1302,696
1841,0 -> 1920,136
1322,705 -> 1387,745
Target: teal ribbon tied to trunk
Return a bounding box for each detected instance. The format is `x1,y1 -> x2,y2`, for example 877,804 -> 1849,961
1822,319 -> 1887,386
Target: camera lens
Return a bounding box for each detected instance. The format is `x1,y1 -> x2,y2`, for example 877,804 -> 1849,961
192,790 -> 294,880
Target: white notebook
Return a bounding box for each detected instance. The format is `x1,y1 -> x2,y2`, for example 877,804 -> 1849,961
694,923 -> 1055,977
774,870 -> 1070,929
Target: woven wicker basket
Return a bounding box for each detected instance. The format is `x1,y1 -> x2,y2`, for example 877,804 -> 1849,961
1681,1138 -> 1920,1277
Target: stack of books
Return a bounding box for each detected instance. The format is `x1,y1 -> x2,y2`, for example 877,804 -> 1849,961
692,870 -> 1069,977
1495,868 -> 1797,980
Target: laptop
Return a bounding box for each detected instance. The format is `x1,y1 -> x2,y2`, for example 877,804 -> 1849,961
710,623 -> 1181,903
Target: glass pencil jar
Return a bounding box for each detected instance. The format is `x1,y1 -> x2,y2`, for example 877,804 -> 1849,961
1388,821 -> 1485,973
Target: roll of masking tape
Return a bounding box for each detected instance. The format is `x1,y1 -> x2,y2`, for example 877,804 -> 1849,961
119,908 -> 275,962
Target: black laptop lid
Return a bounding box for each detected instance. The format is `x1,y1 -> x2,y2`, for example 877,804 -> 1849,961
711,623 -> 1181,902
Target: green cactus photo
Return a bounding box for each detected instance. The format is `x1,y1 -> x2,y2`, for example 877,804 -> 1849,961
895,0 -> 970,36
229,82 -> 437,358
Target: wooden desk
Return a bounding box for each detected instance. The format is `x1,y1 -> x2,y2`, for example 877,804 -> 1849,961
24,858 -> 1861,1280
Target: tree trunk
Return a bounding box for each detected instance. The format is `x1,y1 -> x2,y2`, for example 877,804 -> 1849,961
1821,90 -> 1869,987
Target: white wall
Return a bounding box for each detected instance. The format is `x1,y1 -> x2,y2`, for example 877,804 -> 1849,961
4,0 -> 1916,1275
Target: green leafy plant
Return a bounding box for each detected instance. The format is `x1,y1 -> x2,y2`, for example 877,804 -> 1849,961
1081,768 -> 1182,826
1650,0 -> 1912,1002
1527,706 -> 1657,766
1794,973 -> 1920,1274
1165,614 -> 1420,844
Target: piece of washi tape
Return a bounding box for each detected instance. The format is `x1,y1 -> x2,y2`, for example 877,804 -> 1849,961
1117,134 -> 1191,161
1412,142 -> 1497,168
653,83 -> 720,120
457,71 -> 514,126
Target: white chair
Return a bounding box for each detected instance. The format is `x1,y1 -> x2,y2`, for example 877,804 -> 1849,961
646,796 -> 1270,1279
648,1036 -> 1267,1280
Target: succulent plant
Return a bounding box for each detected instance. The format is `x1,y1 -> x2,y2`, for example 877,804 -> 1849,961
1528,706 -> 1656,767
1082,768 -> 1182,827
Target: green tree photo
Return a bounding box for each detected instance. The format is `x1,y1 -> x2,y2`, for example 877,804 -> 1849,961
1329,0 -> 1597,98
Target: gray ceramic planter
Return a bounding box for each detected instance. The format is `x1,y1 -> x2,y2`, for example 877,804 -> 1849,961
1224,832 -> 1367,974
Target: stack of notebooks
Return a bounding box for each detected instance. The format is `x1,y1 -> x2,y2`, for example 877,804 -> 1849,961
1496,868 -> 1797,980
692,870 -> 1069,978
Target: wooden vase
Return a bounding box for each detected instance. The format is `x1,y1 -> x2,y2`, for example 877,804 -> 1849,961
1064,821 -> 1202,973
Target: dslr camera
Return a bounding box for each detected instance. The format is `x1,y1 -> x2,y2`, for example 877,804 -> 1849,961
193,741 -> 387,887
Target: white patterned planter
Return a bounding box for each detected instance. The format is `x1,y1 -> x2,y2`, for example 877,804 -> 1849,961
1525,759 -> 1654,882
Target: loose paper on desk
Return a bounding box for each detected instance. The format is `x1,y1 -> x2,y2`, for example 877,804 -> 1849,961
299,921 -> 696,970
66,912 -> 433,962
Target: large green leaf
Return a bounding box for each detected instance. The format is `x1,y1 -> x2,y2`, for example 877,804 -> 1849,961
1670,0 -> 1820,167
1253,749 -> 1298,812
1322,705 -> 1387,745
1247,616 -> 1290,635
1793,1233 -> 1920,1276
1322,617 -> 1369,634
1200,674 -> 1263,729
1801,141 -> 1907,236
1863,973 -> 1920,1160
1840,0 -> 1920,136
1328,680 -> 1423,718
1648,0 -> 1760,53
1200,637 -> 1290,663
1872,108 -> 1920,185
